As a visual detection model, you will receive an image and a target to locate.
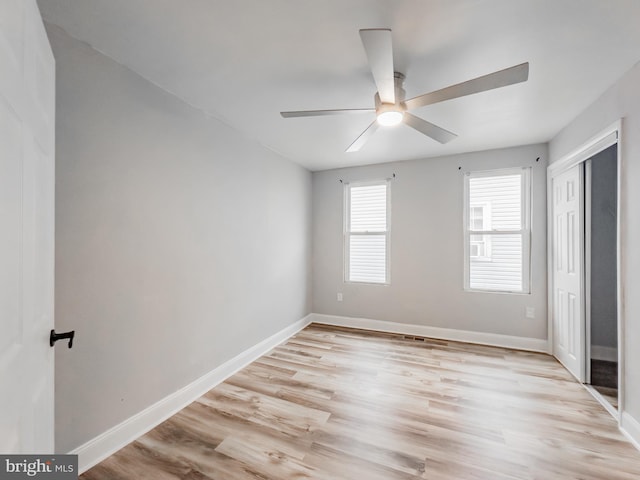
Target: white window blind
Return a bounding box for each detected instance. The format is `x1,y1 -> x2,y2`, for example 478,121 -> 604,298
345,181 -> 389,284
464,168 -> 531,293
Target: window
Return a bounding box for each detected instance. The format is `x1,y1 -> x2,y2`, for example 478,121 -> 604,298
469,203 -> 492,260
464,168 -> 531,293
344,180 -> 390,284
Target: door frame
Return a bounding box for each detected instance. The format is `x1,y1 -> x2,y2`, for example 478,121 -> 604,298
547,119 -> 624,417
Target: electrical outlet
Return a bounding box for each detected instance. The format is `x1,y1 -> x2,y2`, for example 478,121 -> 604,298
525,307 -> 535,319
337,293 -> 343,302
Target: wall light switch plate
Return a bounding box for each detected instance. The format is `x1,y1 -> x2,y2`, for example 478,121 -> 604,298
525,307 -> 535,319
337,293 -> 343,302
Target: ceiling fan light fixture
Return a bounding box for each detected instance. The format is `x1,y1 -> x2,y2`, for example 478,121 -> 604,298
376,110 -> 404,126
280,28 -> 529,152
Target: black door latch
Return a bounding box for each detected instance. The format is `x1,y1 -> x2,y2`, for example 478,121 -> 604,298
50,329 -> 75,348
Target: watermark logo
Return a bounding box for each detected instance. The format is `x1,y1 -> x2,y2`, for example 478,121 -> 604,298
0,455 -> 77,479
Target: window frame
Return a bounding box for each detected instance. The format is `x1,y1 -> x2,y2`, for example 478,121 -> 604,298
343,179 -> 391,285
463,167 -> 531,294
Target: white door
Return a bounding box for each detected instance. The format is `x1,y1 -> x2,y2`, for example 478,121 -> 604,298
551,165 -> 585,381
0,0 -> 56,453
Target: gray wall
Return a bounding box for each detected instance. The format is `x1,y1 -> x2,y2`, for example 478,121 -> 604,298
312,144 -> 548,340
589,146 -> 618,351
48,25 -> 312,452
549,61 -> 640,424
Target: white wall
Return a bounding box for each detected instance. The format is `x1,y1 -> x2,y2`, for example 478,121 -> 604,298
549,61 -> 640,430
312,144 -> 548,341
48,25 -> 312,452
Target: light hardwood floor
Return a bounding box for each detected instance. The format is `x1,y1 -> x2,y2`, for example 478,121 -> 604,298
82,324 -> 640,479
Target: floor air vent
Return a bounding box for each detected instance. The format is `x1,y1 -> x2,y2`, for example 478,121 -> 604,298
402,335 -> 427,342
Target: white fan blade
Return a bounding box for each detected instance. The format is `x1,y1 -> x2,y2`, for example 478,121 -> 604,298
404,113 -> 457,144
359,29 -> 395,104
281,108 -> 374,118
405,62 -> 529,110
346,121 -> 379,152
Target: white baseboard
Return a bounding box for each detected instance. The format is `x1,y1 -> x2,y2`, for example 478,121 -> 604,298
621,411 -> 640,452
310,313 -> 547,353
71,314 -> 312,474
590,345 -> 618,362
584,384 -> 619,420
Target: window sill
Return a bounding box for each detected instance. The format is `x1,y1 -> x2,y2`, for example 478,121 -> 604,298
344,280 -> 390,286
464,288 -> 530,295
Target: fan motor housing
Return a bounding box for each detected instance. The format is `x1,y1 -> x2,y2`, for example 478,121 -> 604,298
375,72 -> 406,117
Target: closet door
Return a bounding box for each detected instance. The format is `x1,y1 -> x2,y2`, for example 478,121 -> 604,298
551,164 -> 585,381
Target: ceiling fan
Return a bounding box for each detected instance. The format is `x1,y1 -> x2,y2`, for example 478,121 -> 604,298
281,29 -> 529,152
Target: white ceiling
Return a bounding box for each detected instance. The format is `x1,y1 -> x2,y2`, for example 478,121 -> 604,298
38,0 -> 640,171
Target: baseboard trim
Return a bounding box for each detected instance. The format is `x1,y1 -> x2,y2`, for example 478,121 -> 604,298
310,313 -> 547,353
584,384 -> 619,420
590,345 -> 618,362
621,411 -> 640,452
71,314 -> 313,473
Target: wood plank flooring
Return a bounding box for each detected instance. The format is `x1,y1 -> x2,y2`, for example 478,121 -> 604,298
591,359 -> 618,389
591,359 -> 619,409
594,385 -> 619,410
81,324 -> 640,479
